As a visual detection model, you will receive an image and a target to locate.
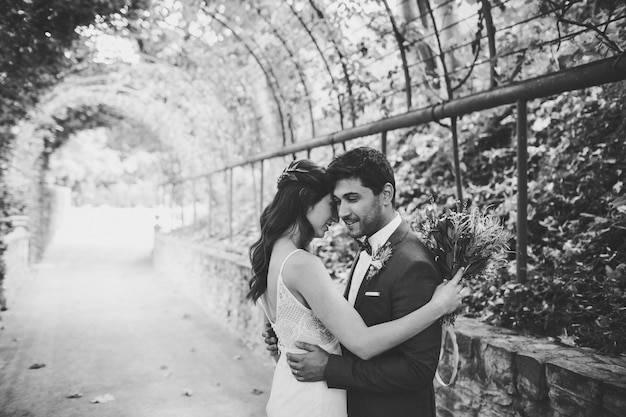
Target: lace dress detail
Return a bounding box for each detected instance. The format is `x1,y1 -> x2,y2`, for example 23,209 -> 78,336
274,271 -> 337,350
262,249 -> 346,417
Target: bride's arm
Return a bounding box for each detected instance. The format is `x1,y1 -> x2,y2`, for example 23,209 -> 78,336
285,254 -> 462,360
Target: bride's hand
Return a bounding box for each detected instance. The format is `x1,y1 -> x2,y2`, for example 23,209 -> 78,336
431,267 -> 465,316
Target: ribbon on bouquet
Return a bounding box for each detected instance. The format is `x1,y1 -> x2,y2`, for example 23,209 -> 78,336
435,323 -> 459,387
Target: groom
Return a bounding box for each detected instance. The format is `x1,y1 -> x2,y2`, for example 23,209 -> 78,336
283,146 -> 443,417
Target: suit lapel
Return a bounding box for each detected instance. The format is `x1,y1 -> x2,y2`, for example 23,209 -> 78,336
354,220 -> 411,310
343,251 -> 362,299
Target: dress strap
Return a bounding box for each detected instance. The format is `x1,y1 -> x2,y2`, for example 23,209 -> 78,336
279,249 -> 303,277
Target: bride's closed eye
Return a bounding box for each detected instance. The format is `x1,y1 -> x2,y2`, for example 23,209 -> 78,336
329,200 -> 339,217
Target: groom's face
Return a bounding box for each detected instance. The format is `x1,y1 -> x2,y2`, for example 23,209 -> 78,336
332,177 -> 384,239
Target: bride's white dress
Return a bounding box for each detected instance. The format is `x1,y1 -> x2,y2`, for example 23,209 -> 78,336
261,249 -> 347,417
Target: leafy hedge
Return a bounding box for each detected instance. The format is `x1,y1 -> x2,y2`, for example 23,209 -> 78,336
393,81 -> 626,355
496,82 -> 626,354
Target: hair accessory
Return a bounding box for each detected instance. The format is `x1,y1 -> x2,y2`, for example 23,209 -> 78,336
276,163 -> 312,187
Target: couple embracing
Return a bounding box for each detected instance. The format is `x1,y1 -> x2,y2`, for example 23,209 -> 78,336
248,147 -> 464,417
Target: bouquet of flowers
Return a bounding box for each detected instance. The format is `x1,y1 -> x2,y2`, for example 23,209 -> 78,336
413,199 -> 512,386
413,200 -> 513,326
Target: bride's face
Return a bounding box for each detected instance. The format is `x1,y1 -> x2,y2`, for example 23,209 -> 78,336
306,194 -> 338,238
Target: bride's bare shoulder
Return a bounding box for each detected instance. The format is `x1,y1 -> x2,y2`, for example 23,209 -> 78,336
289,249 -> 323,267
282,250 -> 325,280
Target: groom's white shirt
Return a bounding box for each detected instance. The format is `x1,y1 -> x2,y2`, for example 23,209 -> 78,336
348,212 -> 401,305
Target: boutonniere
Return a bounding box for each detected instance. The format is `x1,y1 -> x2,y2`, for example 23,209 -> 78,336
365,241 -> 393,281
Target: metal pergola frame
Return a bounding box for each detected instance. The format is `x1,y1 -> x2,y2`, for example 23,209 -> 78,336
161,56 -> 626,283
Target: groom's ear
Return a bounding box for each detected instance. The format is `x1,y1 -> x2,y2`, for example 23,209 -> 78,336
380,183 -> 394,207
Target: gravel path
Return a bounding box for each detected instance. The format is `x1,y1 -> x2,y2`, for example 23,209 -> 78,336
0,207 -> 272,417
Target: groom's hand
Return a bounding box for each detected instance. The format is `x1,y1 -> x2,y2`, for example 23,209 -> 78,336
262,322 -> 280,360
286,341 -> 329,382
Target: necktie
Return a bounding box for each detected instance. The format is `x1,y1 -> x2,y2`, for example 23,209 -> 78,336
357,238 -> 372,255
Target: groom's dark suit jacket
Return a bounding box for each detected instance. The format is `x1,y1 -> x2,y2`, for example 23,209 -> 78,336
325,219 -> 443,417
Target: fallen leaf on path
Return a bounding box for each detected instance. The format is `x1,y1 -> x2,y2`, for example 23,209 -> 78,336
91,394 -> 115,404
29,363 -> 46,370
251,388 -> 264,395
66,392 -> 83,399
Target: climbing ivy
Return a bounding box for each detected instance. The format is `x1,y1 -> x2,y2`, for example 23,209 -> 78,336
0,0 -> 147,308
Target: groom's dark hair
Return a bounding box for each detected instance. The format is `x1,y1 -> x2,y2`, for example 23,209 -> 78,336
327,146 -> 396,205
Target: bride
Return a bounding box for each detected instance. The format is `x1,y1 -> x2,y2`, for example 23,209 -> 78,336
248,159 -> 462,417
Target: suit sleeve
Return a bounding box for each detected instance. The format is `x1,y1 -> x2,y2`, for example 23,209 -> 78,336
324,255 -> 442,393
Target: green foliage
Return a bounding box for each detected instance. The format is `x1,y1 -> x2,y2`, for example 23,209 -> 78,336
47,125 -> 161,206
0,183 -> 27,307
529,85 -> 626,275
469,267 -> 626,355
311,224 -> 358,286
0,0 -> 145,126
395,81 -> 626,354
0,0 -> 148,222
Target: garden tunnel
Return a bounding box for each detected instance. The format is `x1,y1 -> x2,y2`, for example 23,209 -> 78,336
1,0 -> 626,358
0,0 -> 626,416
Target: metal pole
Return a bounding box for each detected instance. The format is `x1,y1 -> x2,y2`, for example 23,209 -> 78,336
516,100 -> 528,284
192,179 -> 197,224
451,117 -> 463,201
162,56 -> 626,226
260,160 -> 264,215
207,175 -> 213,237
228,168 -> 233,239
169,183 -> 175,228
381,131 -> 387,155
179,183 -> 184,227
188,57 -> 625,172
481,0 -> 498,89
157,185 -> 163,232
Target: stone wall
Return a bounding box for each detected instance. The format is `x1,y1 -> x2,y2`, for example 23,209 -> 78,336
436,318 -> 626,417
152,234 -> 268,355
29,185 -> 71,263
153,235 -> 626,416
0,216 -> 31,311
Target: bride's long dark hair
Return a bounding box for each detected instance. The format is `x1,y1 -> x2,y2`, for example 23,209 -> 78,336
247,159 -> 332,302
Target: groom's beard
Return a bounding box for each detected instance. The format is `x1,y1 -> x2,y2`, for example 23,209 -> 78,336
342,205 -> 384,239
342,216 -> 363,239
